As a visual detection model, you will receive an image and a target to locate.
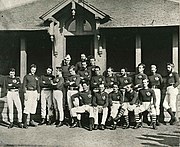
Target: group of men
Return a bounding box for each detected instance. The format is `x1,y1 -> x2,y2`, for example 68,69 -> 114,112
2,53 -> 179,131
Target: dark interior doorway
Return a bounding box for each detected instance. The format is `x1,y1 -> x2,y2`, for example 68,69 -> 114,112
66,35 -> 94,65
141,28 -> 172,76
105,29 -> 136,72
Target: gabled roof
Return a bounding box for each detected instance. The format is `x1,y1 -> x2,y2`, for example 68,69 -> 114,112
40,0 -> 110,21
0,0 -> 179,30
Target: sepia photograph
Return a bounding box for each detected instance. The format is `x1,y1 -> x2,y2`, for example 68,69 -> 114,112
0,0 -> 179,146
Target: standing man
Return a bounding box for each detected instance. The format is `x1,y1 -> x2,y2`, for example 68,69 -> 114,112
70,81 -> 94,131
93,83 -> 109,130
134,63 -> 147,91
105,67 -> 117,94
87,56 -> 96,76
134,79 -> 157,129
22,64 -> 40,128
61,54 -> 71,81
163,63 -> 179,125
65,65 -> 80,115
75,53 -> 87,72
148,65 -> 163,126
91,66 -> 105,93
52,67 -> 64,127
3,68 -> 23,128
39,66 -> 55,125
108,83 -> 123,130
77,61 -> 91,88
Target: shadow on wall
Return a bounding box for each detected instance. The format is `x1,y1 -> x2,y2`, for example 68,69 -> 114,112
137,131 -> 180,147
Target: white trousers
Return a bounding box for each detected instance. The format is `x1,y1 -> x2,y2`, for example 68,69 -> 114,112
152,88 -> 161,115
53,90 -> 64,121
94,106 -> 108,125
41,90 -> 53,119
110,101 -> 121,118
122,103 -> 136,116
67,90 -> 78,110
163,86 -> 178,112
24,90 -> 38,114
7,91 -> 22,122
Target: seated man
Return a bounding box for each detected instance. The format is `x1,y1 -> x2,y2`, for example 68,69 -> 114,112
108,83 -> 123,130
134,79 -> 157,130
93,83 -> 109,130
114,82 -> 138,129
70,81 -> 94,131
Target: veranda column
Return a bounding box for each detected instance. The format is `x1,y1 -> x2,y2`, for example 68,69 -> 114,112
135,34 -> 141,67
20,37 -> 27,81
172,32 -> 178,72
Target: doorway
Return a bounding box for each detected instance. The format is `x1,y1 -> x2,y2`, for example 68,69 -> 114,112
66,35 -> 94,65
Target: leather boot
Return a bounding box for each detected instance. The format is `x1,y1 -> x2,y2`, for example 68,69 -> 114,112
23,113 -> 28,129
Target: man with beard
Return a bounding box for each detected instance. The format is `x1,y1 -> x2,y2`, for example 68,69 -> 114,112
163,63 -> 179,125
75,54 -> 87,72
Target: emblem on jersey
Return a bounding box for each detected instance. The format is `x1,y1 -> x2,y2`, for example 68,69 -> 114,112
111,78 -> 114,81
35,77 -> 38,81
56,79 -> 59,82
85,72 -> 89,76
49,77 -> 52,80
155,77 -> 159,81
138,75 -> 142,79
102,95 -> 106,100
99,78 -> 102,81
73,77 -> 76,81
169,73 -> 173,77
117,96 -> 120,99
124,79 -> 128,83
12,79 -> 17,83
146,92 -> 151,96
88,94 -> 92,98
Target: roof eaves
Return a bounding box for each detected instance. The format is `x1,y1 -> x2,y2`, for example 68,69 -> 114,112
40,0 -> 71,21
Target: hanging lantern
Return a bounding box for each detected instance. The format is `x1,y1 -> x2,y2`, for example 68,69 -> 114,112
71,0 -> 76,18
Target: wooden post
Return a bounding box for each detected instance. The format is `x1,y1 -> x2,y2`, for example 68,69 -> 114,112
20,37 -> 27,81
172,32 -> 178,72
136,34 -> 141,67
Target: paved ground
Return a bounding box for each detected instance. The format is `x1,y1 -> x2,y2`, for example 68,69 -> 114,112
0,122 -> 179,147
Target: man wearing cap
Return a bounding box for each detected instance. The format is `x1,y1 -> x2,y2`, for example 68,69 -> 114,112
134,79 -> 157,129
104,67 -> 117,94
2,68 -> 23,128
91,66 -> 105,93
108,82 -> 123,130
163,63 -> 179,125
93,83 -> 109,130
148,65 -> 163,126
114,82 -> 138,129
134,63 -> 148,91
22,64 -> 40,128
70,81 -> 94,131
75,53 -> 87,72
39,66 -> 55,125
65,65 -> 80,115
51,67 -> 64,127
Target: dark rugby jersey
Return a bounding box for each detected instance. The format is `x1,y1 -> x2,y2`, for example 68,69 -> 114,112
134,73 -> 147,88
71,91 -> 92,105
166,71 -> 179,88
52,76 -> 64,91
148,73 -> 163,88
105,75 -> 117,88
66,74 -> 80,87
124,90 -> 138,103
117,76 -> 133,89
91,75 -> 105,88
4,76 -> 21,90
92,91 -> 108,107
39,74 -> 54,89
108,91 -> 123,106
77,68 -> 91,82
138,88 -> 156,103
23,73 -> 40,93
